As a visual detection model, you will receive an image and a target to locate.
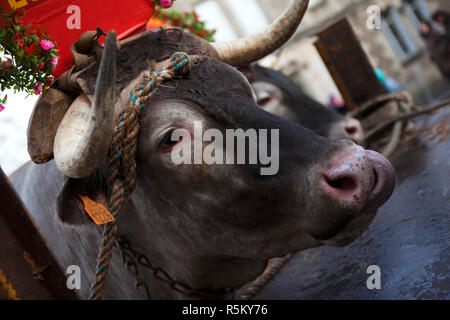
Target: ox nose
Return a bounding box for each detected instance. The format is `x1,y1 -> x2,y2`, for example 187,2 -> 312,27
321,144 -> 396,212
342,118 -> 364,144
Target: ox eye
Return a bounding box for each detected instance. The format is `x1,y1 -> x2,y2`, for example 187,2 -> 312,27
256,91 -> 277,108
258,96 -> 272,106
159,129 -> 182,151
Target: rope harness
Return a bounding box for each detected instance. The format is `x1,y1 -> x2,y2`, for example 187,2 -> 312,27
88,52 -> 200,300
353,92 -> 450,157
86,50 -> 293,300
239,254 -> 292,300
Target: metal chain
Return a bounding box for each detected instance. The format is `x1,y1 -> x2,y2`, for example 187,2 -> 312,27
113,235 -> 152,298
114,234 -> 236,299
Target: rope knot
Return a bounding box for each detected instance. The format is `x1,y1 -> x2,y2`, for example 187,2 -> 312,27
129,52 -> 199,111
169,52 -> 200,76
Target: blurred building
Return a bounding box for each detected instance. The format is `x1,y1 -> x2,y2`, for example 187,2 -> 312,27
172,0 -> 450,105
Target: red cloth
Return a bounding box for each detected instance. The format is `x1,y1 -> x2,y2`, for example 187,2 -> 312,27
1,0 -> 155,76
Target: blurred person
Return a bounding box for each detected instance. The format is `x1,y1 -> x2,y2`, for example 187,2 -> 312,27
419,20 -> 450,82
329,94 -> 347,115
375,68 -> 403,93
432,10 -> 450,36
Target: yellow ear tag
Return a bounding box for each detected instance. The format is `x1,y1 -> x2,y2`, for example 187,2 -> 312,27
79,196 -> 114,225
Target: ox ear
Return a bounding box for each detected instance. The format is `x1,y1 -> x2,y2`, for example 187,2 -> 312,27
56,167 -> 109,225
27,31 -> 104,164
238,65 -> 255,83
27,89 -> 75,164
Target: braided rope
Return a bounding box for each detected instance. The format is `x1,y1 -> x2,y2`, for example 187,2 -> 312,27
349,91 -> 413,118
89,52 -> 200,300
239,254 -> 293,300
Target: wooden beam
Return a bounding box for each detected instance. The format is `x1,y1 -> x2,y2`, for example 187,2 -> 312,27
315,18 -> 387,110
0,167 -> 79,300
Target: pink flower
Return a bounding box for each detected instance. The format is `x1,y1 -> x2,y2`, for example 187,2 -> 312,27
0,105 -> 5,112
33,83 -> 43,95
160,0 -> 172,8
39,40 -> 55,51
0,61 -> 12,69
49,57 -> 58,69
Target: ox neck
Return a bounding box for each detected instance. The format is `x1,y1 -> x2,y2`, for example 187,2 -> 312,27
117,195 -> 267,300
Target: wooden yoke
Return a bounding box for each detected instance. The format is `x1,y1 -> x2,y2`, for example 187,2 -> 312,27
0,167 -> 79,300
315,18 -> 387,110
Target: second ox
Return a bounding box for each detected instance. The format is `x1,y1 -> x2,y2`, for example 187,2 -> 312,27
250,64 -> 365,143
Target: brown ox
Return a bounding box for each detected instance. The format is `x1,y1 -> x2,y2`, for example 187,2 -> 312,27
10,0 -> 395,299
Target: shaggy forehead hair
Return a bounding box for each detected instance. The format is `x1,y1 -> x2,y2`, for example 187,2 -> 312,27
80,28 -> 258,128
80,28 -> 219,97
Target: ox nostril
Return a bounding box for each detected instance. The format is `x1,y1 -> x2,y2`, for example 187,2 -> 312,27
321,146 -> 395,212
342,118 -> 364,143
321,166 -> 368,210
321,144 -> 374,209
321,167 -> 366,209
325,175 -> 357,192
345,125 -> 357,136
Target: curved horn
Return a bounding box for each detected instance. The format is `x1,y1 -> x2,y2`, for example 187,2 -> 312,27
54,31 -> 117,178
212,0 -> 309,66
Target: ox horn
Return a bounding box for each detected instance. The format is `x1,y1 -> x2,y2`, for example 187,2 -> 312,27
212,0 -> 309,67
54,31 -> 117,178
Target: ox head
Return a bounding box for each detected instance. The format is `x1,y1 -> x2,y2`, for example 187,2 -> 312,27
251,64 -> 365,143
52,0 -> 394,271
